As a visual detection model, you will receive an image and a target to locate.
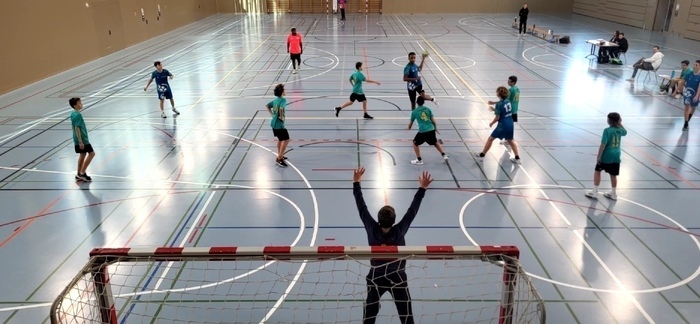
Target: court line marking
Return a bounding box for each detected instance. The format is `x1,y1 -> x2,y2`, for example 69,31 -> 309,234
183,35 -> 272,113
459,184 -> 700,294
89,42 -> 206,100
0,120 -> 320,317
418,36 -> 655,322
395,15 -> 462,95
152,185 -> 220,290
1,39 -> 211,149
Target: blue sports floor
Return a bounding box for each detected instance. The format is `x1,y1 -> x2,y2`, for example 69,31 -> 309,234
0,12 -> 699,323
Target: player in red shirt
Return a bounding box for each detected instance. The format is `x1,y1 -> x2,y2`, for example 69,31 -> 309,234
287,28 -> 303,74
339,0 -> 346,20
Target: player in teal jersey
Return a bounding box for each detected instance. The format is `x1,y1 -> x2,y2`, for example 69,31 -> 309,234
585,112 -> 627,201
265,84 -> 290,167
407,97 -> 447,165
334,62 -> 381,119
661,60 -> 691,98
69,98 -> 95,181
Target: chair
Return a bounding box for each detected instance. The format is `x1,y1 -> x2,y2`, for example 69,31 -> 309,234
638,65 -> 660,83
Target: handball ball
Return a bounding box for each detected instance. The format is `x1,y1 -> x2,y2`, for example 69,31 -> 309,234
422,50 -> 429,57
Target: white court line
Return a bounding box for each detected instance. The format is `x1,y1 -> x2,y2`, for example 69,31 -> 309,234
416,35 -> 656,322
459,185 -> 700,294
152,185 -> 219,291
514,166 -> 654,323
394,15 -> 463,96
0,120 -> 320,315
88,41 -> 204,99
394,15 -> 412,36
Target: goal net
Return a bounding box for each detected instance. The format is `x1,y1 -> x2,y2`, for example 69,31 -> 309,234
50,245 -> 545,323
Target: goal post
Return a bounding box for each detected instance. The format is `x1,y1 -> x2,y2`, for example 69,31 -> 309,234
50,245 -> 545,324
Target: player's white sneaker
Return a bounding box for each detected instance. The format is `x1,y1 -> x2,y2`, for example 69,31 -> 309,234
411,159 -> 424,165
161,112 -> 166,118
172,108 -> 180,115
585,190 -> 598,199
603,192 -> 617,201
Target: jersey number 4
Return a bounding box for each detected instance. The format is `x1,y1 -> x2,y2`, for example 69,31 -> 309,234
420,112 -> 430,121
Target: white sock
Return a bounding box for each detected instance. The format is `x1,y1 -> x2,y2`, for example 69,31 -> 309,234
593,186 -> 599,193
611,187 -> 616,194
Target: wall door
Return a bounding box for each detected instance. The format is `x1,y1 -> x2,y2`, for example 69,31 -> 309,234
653,0 -> 673,31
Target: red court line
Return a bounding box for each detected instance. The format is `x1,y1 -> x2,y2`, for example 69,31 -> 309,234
0,39 -> 185,110
0,191 -> 201,229
119,163 -> 186,247
0,136 -> 131,249
0,193 -> 69,248
188,214 -> 208,243
626,143 -> 698,188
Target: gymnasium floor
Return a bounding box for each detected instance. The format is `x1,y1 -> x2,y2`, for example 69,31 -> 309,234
0,11 -> 699,324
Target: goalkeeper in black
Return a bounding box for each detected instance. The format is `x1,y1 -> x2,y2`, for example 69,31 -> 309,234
352,167 -> 434,324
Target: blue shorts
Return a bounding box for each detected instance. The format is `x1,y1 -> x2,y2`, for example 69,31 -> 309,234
684,95 -> 699,107
157,84 -> 173,100
491,125 -> 514,140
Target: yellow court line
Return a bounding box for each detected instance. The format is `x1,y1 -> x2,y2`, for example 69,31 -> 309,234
419,35 -> 488,107
184,35 -> 272,113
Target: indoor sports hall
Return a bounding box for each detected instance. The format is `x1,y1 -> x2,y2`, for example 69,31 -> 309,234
1,0 -> 699,323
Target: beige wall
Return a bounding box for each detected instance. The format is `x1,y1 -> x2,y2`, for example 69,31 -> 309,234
217,0 -> 267,13
681,0 -> 700,41
573,0 -> 655,28
382,0 -> 573,14
574,0 -> 700,42
0,0 -> 217,95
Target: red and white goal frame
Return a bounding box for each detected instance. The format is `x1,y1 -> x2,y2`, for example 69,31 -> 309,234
50,245 -> 545,324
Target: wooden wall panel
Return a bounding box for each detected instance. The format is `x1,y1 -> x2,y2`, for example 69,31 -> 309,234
0,0 -> 218,95
573,0 -> 657,29
383,0 -> 572,14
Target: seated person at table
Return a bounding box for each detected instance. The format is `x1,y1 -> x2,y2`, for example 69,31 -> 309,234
610,33 -> 628,59
598,31 -> 620,58
661,60 -> 691,98
627,46 -> 664,81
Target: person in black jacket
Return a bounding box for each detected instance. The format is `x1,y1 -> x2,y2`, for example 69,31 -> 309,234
518,3 -> 529,36
352,167 -> 434,324
610,33 -> 629,59
599,31 -> 619,59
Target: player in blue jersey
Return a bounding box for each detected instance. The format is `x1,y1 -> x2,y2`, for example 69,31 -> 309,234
585,112 -> 627,201
682,60 -> 700,131
334,62 -> 381,119
403,52 -> 438,110
144,61 -> 180,118
475,86 -> 521,164
489,75 -> 520,146
352,166 -> 434,324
